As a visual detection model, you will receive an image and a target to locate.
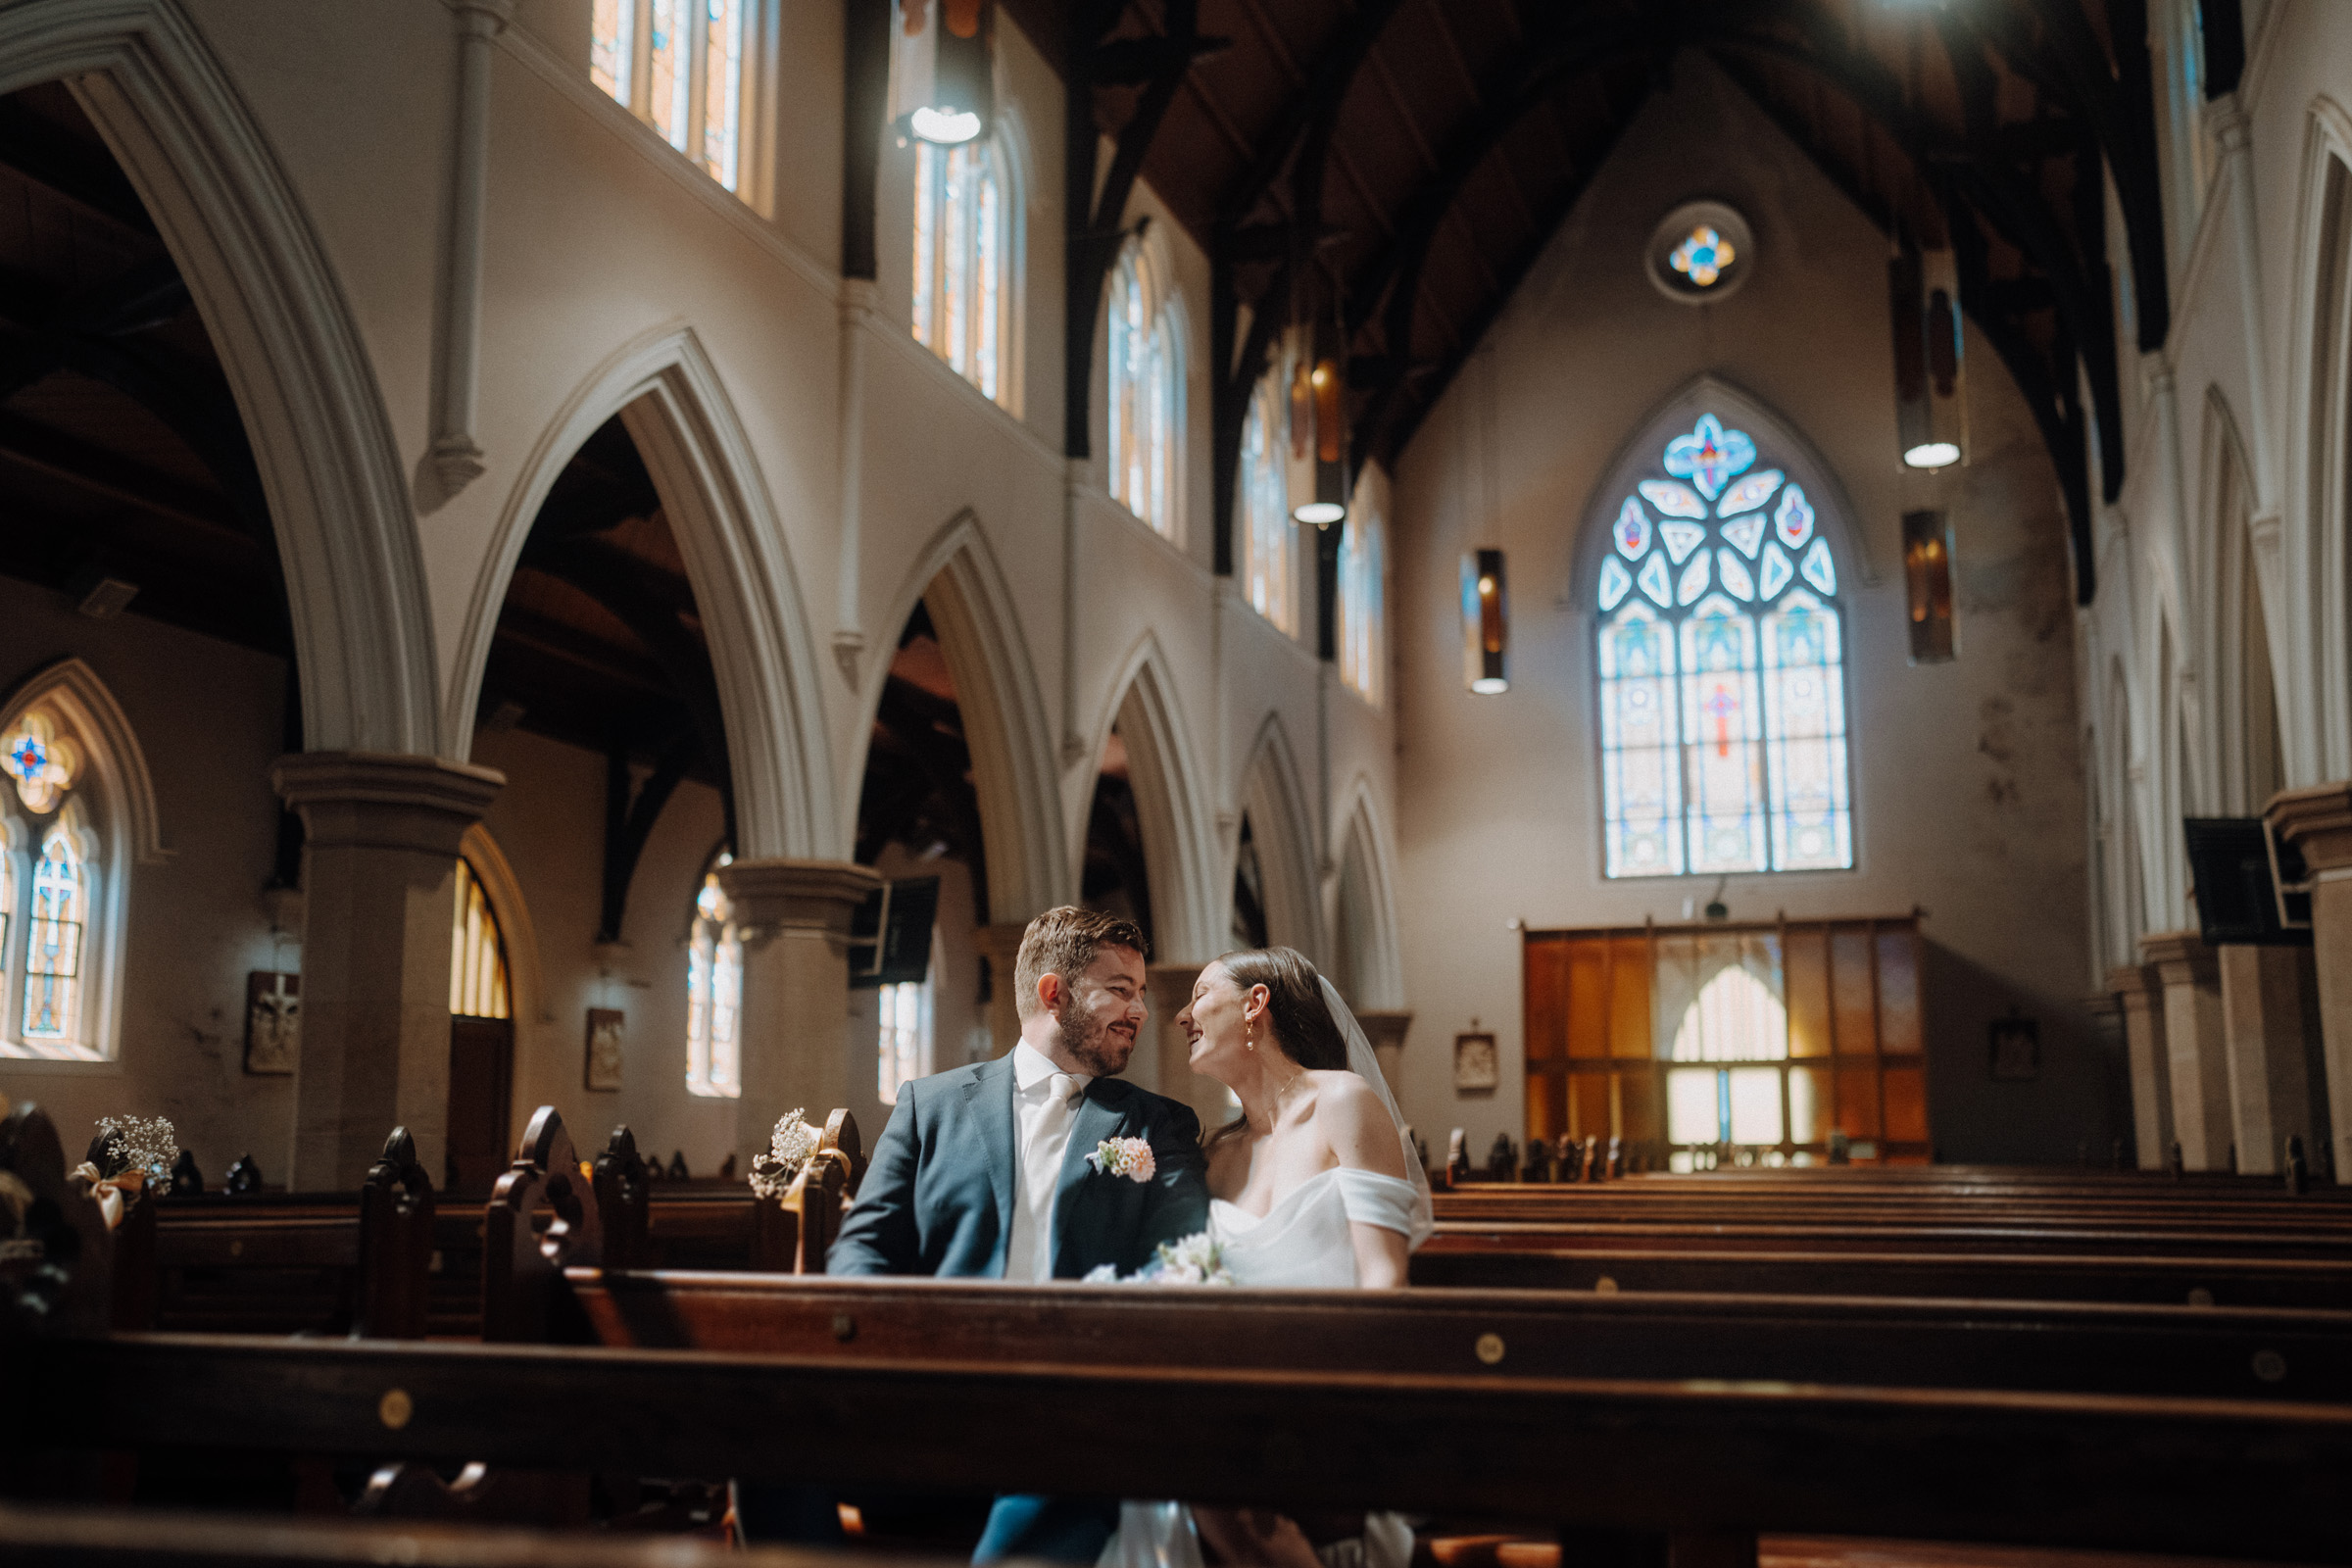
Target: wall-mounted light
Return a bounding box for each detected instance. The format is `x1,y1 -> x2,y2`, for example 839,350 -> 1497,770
1889,245 -> 1966,470
1461,549 -> 1507,694
892,0 -> 994,146
1902,509 -> 1956,663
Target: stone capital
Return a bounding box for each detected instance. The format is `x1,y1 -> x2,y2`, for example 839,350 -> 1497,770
2266,781 -> 2352,875
715,858 -> 882,939
2139,930 -> 2218,984
2203,90 -> 2251,153
270,751 -> 504,857
2105,963 -> 2165,1004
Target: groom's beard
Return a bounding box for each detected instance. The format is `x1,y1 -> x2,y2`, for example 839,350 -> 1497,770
1055,995 -> 1136,1077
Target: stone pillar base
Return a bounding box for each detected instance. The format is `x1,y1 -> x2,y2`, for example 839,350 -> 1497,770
718,858 -> 883,1171
2141,932 -> 2230,1170
2106,964 -> 2171,1170
2218,945 -> 2323,1175
2267,783 -> 2352,1182
271,752 -> 504,1190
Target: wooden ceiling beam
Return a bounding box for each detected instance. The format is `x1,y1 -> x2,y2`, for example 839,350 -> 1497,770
0,99 -> 156,236
0,409 -> 245,541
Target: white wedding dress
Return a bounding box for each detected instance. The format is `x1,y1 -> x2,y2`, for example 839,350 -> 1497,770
1096,1167 -> 1423,1568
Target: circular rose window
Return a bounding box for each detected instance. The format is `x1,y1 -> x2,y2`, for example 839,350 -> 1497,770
1646,201 -> 1754,305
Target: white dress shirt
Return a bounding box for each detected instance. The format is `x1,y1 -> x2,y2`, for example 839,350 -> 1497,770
1004,1040 -> 1092,1284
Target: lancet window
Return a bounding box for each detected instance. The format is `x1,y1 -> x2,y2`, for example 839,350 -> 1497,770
0,704 -> 105,1060
590,0 -> 749,190
687,853 -> 742,1098
1596,414 -> 1852,878
1337,508 -> 1384,705
877,960 -> 934,1104
1105,243 -> 1183,537
913,136 -> 1012,405
1241,374 -> 1295,634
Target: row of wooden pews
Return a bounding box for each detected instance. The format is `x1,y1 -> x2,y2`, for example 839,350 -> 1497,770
12,1096 -> 2352,1562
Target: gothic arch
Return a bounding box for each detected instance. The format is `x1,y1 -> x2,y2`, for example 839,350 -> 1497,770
1570,374 -> 1877,607
2284,94 -> 2352,781
856,509 -> 1068,922
1328,781 -> 1403,1010
446,323 -> 836,859
2201,391 -> 2286,814
0,0 -> 439,756
1077,634 -> 1219,963
1235,713 -> 1324,965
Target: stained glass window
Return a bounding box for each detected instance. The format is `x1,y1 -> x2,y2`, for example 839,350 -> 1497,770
449,859 -> 511,1020
1242,373 -> 1295,634
878,964 -> 934,1104
914,137 -> 1011,406
1337,508 -> 1384,704
590,0 -> 748,191
1597,414 -> 1853,878
22,817 -> 84,1042
687,855 -> 742,1098
1106,244 -> 1183,537
2,710 -> 74,813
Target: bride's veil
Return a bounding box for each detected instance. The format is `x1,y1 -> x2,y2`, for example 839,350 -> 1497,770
1317,975 -> 1435,1250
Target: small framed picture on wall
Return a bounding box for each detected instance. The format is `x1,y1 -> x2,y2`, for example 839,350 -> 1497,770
1453,1032 -> 1498,1095
585,1007 -> 625,1093
1988,1014 -> 2039,1081
244,971 -> 298,1076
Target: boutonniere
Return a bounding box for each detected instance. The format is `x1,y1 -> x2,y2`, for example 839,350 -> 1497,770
1085,1136 -> 1155,1183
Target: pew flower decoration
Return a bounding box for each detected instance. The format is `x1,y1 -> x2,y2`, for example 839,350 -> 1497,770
1085,1136 -> 1155,1184
1083,1230 -> 1234,1287
72,1113 -> 176,1230
747,1108 -> 820,1202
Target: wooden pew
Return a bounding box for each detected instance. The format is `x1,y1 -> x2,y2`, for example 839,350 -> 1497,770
560,1270 -> 2352,1404
16,1330 -> 2351,1563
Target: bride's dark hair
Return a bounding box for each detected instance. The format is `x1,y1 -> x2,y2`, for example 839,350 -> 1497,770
1202,947 -> 1348,1150
1218,946 -> 1348,1070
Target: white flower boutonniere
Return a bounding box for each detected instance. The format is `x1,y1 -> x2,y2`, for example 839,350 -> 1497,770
1085,1135 -> 1155,1183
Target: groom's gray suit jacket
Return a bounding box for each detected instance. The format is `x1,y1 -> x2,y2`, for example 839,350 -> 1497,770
828,1053 -> 1209,1280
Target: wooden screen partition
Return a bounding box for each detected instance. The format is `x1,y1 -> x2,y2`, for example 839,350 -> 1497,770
1524,914 -> 1929,1166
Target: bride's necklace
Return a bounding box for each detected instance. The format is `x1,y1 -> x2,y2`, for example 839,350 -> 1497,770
1269,1068 -> 1309,1113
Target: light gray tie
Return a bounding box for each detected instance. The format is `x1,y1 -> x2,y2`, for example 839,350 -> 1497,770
1018,1073 -> 1084,1283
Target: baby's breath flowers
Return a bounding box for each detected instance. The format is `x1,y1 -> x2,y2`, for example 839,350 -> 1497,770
94,1115 -> 176,1184
747,1108 -> 819,1201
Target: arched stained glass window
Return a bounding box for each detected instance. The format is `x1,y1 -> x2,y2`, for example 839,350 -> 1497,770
450,858 -> 511,1020
1106,244 -> 1183,537
589,0 -> 747,191
913,136 -> 1012,406
1337,507 -> 1384,705
1598,414 -> 1852,878
687,854 -> 742,1098
1242,374 -> 1295,634
22,813 -> 85,1043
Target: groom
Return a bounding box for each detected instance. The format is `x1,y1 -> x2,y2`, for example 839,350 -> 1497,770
829,905 -> 1209,1561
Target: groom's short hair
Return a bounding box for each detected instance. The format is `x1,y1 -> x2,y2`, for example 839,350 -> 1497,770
1015,906 -> 1148,1017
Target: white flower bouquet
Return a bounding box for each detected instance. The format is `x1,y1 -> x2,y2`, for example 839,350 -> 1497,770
1083,1229 -> 1234,1287
747,1108 -> 819,1201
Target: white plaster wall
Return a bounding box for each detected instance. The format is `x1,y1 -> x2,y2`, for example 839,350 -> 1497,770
1387,57 -> 2103,1164
0,578 -> 293,1181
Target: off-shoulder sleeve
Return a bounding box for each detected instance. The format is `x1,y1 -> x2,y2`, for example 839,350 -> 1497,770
1335,1168 -> 1420,1237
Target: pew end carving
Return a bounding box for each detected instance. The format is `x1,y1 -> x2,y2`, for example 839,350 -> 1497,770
482,1106 -> 602,1344
356,1128 -> 435,1340
593,1127 -> 653,1272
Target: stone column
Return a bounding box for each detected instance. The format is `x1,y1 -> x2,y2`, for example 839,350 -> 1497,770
2217,945 -> 2322,1175
2140,932 -> 2232,1169
2268,784 -> 2352,1181
973,921 -> 1027,1059
2107,965 -> 2173,1170
270,752 -> 505,1190
717,858 -> 882,1171
1356,1009 -> 1413,1098
1146,963 -> 1207,1113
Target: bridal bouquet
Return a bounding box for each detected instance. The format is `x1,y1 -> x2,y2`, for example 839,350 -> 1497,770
746,1108 -> 819,1201
1083,1230 -> 1235,1287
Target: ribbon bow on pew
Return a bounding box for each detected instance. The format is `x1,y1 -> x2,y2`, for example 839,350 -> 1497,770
68,1161 -> 145,1231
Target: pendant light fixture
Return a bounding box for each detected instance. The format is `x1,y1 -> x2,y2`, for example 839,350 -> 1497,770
1461,549 -> 1508,695
1292,311 -> 1349,527
1889,242 -> 1966,469
890,0 -> 994,146
1901,510 -> 1957,663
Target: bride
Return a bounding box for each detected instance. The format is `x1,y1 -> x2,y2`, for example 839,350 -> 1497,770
1100,945 -> 1431,1568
